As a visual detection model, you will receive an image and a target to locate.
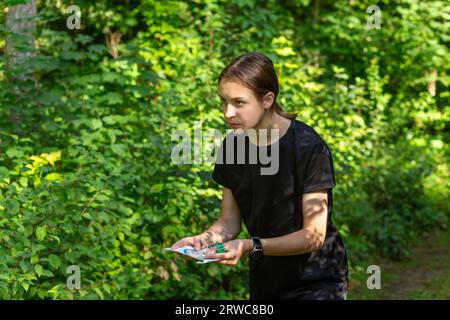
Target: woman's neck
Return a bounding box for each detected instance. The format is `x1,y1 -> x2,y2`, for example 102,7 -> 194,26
247,111 -> 291,146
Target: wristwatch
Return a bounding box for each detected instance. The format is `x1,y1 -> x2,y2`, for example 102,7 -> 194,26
248,237 -> 263,259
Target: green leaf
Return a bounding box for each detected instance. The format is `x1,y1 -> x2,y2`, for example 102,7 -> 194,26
0,167 -> 9,180
30,255 -> 39,264
42,270 -> 54,277
144,251 -> 152,259
19,176 -> 28,187
6,148 -> 23,158
75,34 -> 93,45
36,226 -> 47,241
102,115 -> 117,125
91,119 -> 103,130
45,173 -> 63,182
140,71 -> 159,82
21,283 -> 30,292
102,72 -> 126,84
96,194 -> 110,202
10,247 -> 19,257
150,184 -> 164,194
35,264 -> 43,276
31,244 -> 46,253
5,199 -> 20,214
0,274 -> 9,281
20,260 -> 33,273
93,287 -> 104,299
87,44 -> 107,55
61,50 -> 84,61
111,144 -> 127,156
102,92 -> 123,105
24,225 -> 33,237
48,254 -> 61,269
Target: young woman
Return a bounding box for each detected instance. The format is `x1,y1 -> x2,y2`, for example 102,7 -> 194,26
172,52 -> 348,300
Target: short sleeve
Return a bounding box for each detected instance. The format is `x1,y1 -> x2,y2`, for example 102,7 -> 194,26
212,162 -> 231,189
211,136 -> 232,189
302,139 -> 336,194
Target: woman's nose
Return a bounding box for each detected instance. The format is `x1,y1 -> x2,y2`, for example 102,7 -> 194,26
224,103 -> 237,119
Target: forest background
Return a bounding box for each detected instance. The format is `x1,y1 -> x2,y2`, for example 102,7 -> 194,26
0,0 -> 448,299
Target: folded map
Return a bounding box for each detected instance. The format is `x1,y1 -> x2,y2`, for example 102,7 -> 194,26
164,246 -> 220,264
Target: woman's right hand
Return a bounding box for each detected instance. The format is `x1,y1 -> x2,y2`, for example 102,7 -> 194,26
171,234 -> 207,251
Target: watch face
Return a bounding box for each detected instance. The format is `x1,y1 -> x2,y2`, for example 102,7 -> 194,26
250,237 -> 263,259
251,237 -> 262,249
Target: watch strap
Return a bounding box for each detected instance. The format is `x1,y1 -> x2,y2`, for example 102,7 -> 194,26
248,237 -> 263,256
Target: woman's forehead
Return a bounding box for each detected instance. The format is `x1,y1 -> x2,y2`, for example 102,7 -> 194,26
219,80 -> 253,99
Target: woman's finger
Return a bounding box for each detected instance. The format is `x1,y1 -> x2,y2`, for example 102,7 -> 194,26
194,237 -> 202,250
172,237 -> 193,249
215,259 -> 237,266
205,252 -> 233,260
171,241 -> 183,249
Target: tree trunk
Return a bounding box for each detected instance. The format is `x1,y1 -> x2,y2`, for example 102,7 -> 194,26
5,0 -> 37,76
313,0 -> 320,23
5,0 -> 37,129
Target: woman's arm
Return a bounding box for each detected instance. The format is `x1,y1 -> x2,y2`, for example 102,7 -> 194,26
199,187 -> 242,247
205,190 -> 329,264
259,190 -> 328,255
171,187 -> 242,250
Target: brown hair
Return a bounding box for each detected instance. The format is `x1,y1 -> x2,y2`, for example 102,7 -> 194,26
218,52 -> 297,120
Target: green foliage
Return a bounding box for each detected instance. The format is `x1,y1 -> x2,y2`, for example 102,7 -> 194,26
0,0 -> 448,299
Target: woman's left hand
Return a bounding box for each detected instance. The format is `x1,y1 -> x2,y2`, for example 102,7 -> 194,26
205,239 -> 251,266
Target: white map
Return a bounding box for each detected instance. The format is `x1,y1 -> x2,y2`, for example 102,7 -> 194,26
165,246 -> 220,264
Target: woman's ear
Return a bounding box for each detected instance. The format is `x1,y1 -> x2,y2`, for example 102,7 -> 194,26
262,92 -> 275,110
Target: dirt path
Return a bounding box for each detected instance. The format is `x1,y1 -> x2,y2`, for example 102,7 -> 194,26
349,230 -> 450,300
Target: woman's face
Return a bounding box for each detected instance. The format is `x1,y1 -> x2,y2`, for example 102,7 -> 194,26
218,80 -> 270,131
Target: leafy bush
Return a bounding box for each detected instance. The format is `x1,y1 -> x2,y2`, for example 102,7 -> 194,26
0,0 -> 448,299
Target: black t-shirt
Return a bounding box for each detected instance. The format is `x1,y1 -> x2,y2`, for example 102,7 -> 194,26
212,119 -> 348,299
